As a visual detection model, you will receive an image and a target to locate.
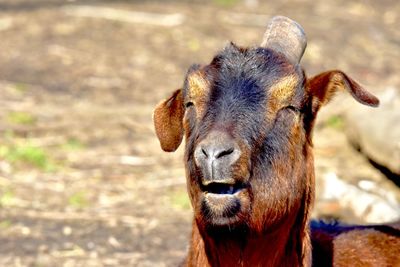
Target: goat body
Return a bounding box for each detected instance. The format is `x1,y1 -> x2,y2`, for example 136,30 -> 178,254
153,16 -> 400,267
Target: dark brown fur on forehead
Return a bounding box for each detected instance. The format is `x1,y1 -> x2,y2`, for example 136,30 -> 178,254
185,43 -> 303,94
207,43 -> 302,88
183,43 -> 306,125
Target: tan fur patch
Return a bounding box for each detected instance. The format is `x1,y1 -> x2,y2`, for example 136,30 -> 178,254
187,72 -> 210,118
266,75 -> 298,120
269,75 -> 298,103
188,73 -> 209,99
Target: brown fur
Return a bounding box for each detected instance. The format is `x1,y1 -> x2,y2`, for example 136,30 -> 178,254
186,71 -> 211,119
153,89 -> 184,152
312,224 -> 400,267
153,43 -> 398,267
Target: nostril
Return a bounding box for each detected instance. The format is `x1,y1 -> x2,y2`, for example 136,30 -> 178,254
216,147 -> 234,159
201,147 -> 208,158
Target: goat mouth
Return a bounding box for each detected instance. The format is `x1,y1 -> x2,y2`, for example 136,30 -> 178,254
201,181 -> 246,195
199,181 -> 250,226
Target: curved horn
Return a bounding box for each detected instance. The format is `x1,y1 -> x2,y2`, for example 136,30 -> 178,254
261,16 -> 307,64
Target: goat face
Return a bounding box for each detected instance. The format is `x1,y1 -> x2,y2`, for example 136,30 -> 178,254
155,44 -> 310,230
153,18 -> 379,232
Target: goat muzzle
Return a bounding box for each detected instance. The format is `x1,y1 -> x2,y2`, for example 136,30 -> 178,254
193,131 -> 251,225
194,131 -> 242,186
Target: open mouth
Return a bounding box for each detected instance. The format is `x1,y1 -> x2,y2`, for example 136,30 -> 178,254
199,180 -> 249,224
201,181 -> 246,195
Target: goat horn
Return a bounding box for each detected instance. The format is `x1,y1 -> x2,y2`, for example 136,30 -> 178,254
261,16 -> 307,65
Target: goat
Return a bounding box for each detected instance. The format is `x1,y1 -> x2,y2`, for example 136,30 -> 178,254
153,16 -> 400,267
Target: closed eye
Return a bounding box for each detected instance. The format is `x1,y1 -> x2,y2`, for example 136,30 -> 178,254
285,105 -> 300,113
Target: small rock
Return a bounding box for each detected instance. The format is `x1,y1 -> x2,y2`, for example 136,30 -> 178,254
62,226 -> 72,236
108,236 -> 121,248
21,226 -> 31,236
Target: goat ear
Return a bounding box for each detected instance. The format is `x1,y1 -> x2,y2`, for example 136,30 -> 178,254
153,89 -> 184,152
307,70 -> 379,114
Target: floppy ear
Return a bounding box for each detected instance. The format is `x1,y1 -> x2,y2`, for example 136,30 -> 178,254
307,70 -> 379,115
153,89 -> 184,152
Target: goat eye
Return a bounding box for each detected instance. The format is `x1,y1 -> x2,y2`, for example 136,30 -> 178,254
185,101 -> 194,108
285,105 -> 300,113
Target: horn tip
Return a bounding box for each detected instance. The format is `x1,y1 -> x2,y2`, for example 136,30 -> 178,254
261,15 -> 307,64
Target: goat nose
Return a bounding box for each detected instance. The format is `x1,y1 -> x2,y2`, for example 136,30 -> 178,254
194,132 -> 241,183
200,146 -> 235,160
195,144 -> 238,182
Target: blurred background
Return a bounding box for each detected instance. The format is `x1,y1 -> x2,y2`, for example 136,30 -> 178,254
0,0 -> 399,266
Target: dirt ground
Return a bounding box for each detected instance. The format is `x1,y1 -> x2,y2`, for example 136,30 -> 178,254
0,0 -> 399,266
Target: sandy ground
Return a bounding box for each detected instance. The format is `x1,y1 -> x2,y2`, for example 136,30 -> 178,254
0,0 -> 399,266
